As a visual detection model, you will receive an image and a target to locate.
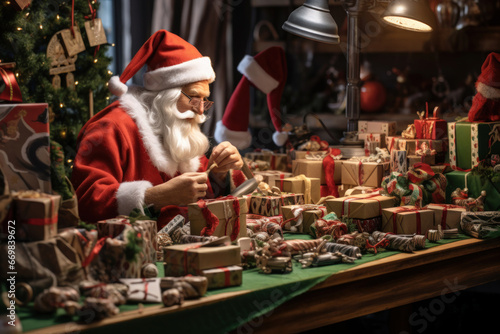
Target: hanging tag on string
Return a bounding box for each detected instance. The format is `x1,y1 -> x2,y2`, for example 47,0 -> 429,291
84,0 -> 107,47
59,25 -> 86,57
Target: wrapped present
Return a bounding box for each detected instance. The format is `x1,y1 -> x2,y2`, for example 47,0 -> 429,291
341,160 -> 390,188
358,120 -> 396,136
325,192 -> 397,219
414,106 -> 447,140
249,192 -> 304,217
292,159 -> 325,184
120,278 -> 162,303
460,211 -> 500,239
391,138 -> 447,163
246,214 -> 283,238
358,133 -> 386,148
244,151 -> 289,172
448,121 -> 500,170
202,265 -> 243,290
390,149 -> 407,173
343,185 -> 378,196
381,205 -> 435,235
425,204 -> 466,230
408,154 -> 435,167
312,218 -> 348,239
292,150 -> 328,160
445,170 -> 499,211
189,196 -> 247,241
163,237 -> 241,274
12,191 -> 61,241
254,170 -> 292,189
281,204 -> 327,234
351,216 -> 382,233
364,140 -> 380,156
0,103 -> 52,193
276,175 -> 320,204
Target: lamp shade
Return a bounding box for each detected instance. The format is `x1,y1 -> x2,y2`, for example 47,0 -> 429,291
282,0 -> 339,44
382,0 -> 436,32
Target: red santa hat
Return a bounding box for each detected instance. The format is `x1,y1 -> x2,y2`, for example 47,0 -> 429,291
214,46 -> 288,149
108,30 -> 215,97
468,52 -> 500,122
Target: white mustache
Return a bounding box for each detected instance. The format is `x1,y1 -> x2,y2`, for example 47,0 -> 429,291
173,109 -> 206,123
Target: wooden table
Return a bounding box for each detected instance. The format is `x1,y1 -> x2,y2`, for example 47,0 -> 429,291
26,238 -> 500,334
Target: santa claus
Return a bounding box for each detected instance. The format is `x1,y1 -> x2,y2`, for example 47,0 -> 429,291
71,30 -> 246,229
468,52 -> 500,122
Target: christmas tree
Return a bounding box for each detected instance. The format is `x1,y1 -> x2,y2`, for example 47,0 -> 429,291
0,0 -> 112,189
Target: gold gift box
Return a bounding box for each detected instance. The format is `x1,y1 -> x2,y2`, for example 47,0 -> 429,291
276,176 -> 320,204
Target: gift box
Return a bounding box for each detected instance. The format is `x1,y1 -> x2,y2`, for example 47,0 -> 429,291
414,108 -> 447,140
351,216 -> 382,233
189,196 -> 247,241
12,191 -> 61,241
445,170 -> 500,211
343,186 -> 378,196
390,150 -> 407,173
358,133 -> 386,148
249,192 -> 304,216
254,171 -> 292,189
381,205 -> 435,235
364,140 -> 380,156
163,241 -> 241,273
0,103 -> 52,193
425,204 -> 466,230
202,265 -> 243,290
325,192 -> 397,219
448,121 -> 500,170
281,204 -> 327,234
292,150 -> 327,160
120,278 -> 162,303
460,211 -> 500,239
358,120 -> 396,136
244,151 -> 289,172
408,154 -> 435,167
276,175 -> 320,204
341,160 -> 390,188
246,214 -> 283,238
292,159 -> 332,184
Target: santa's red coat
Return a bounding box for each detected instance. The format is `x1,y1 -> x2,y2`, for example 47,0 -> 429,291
71,93 -> 246,229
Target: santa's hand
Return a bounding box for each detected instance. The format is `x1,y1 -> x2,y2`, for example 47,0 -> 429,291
208,141 -> 243,176
144,172 -> 208,209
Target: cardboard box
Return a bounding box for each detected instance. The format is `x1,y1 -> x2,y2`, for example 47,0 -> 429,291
281,204 -> 327,234
408,154 -> 435,167
189,197 -> 248,241
381,205 -> 435,235
448,121 -> 500,170
277,176 -> 321,204
358,120 -> 396,136
390,149 -> 407,173
202,265 -> 242,289
0,103 -> 51,193
325,193 -> 397,219
358,133 -> 386,148
341,160 -> 390,188
425,204 -> 466,230
249,192 -> 304,216
292,158 -> 342,185
13,192 -> 61,241
254,171 -> 292,189
163,242 -> 241,272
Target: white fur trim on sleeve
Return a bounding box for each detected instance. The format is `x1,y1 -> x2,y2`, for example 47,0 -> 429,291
273,131 -> 289,147
237,55 -> 279,94
214,120 -> 252,150
116,180 -> 153,216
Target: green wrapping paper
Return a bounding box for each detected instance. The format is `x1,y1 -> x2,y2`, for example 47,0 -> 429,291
445,170 -> 500,211
448,121 -> 500,170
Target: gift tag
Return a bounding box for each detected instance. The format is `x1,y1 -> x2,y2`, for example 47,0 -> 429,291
84,19 -> 108,47
59,26 -> 86,57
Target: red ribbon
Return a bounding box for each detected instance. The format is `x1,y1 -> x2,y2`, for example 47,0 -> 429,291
0,67 -> 23,102
322,154 -> 339,197
218,267 -> 231,287
391,207 -> 421,234
280,173 -> 285,191
81,236 -> 109,267
341,193 -> 382,217
198,196 -> 240,241
183,244 -> 202,274
426,204 -> 465,229
22,216 -> 58,226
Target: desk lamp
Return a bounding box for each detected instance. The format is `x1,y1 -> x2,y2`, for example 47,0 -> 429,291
282,0 -> 436,133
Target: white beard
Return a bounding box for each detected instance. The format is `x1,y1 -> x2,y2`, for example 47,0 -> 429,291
146,89 -> 209,165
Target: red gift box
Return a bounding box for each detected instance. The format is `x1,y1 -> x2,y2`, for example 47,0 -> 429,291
414,106 -> 447,140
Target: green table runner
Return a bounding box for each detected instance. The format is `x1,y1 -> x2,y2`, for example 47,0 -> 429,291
17,234 -> 469,333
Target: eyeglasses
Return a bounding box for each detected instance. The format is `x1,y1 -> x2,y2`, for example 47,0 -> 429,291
181,91 -> 214,112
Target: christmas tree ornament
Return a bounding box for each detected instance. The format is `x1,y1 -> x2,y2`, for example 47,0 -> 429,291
47,31 -> 78,90
85,18 -> 107,47
12,0 -> 31,11
59,25 -> 86,57
0,62 -> 23,102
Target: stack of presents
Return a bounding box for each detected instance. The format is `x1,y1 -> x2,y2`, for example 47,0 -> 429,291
1,57 -> 500,328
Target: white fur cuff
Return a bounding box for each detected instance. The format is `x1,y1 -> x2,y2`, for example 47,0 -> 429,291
273,131 -> 288,147
109,76 -> 128,97
116,180 -> 153,216
214,120 -> 252,150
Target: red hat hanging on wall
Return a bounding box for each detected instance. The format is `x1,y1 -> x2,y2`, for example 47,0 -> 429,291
215,46 -> 288,150
108,29 -> 215,97
468,52 -> 500,122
